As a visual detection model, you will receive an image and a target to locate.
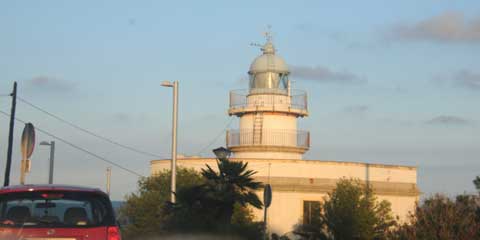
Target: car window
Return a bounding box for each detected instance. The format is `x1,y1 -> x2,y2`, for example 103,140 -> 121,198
0,191 -> 115,228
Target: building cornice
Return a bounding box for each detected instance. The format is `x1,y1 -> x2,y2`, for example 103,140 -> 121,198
150,158 -> 417,170
256,176 -> 420,197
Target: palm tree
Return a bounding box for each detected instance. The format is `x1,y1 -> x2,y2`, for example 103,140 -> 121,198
201,152 -> 263,225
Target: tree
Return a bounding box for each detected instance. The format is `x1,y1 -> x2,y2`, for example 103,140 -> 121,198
119,168 -> 204,239
474,176 -> 480,192
294,178 -> 396,240
323,179 -> 395,240
201,156 -> 263,225
389,194 -> 480,240
120,156 -> 265,239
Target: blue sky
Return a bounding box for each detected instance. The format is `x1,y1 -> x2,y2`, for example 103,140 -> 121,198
1,0 -> 479,200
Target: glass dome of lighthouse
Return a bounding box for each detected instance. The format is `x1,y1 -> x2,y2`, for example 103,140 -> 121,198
248,36 -> 289,94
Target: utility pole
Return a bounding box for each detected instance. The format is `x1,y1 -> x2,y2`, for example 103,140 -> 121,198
106,167 -> 111,196
161,80 -> 178,203
3,82 -> 17,187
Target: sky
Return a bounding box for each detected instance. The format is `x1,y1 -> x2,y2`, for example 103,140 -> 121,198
0,0 -> 479,200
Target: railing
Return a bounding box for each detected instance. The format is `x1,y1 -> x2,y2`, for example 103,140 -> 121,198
227,129 -> 310,149
229,89 -> 308,112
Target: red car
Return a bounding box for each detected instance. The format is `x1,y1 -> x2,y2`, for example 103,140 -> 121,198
0,184 -> 121,240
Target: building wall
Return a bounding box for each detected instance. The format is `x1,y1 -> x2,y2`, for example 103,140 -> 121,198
251,191 -> 417,236
252,190 -> 325,237
237,113 -> 303,159
150,158 -> 419,236
239,113 -> 298,131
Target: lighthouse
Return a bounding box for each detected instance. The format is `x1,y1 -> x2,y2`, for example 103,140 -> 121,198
151,34 -> 419,236
227,36 -> 309,160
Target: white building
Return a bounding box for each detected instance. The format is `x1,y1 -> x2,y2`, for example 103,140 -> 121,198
151,36 -> 419,237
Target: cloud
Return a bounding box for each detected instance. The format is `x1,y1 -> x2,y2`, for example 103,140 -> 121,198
434,69 -> 480,91
25,76 -> 75,92
290,65 -> 366,84
344,105 -> 369,115
387,11 -> 480,43
112,113 -> 131,123
452,70 -> 480,90
425,115 -> 473,126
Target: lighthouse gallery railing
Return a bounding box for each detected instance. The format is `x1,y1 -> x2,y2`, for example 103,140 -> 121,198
227,129 -> 310,149
229,89 -> 308,111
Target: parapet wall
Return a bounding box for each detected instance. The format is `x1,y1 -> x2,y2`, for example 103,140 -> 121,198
151,158 -> 417,185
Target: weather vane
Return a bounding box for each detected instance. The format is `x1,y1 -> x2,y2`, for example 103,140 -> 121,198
250,25 -> 273,48
264,25 -> 273,42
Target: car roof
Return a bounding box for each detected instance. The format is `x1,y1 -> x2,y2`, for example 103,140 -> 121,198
0,184 -> 108,196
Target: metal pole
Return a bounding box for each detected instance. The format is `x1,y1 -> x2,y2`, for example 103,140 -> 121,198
4,82 -> 17,187
20,152 -> 26,185
287,79 -> 291,97
170,81 -> 178,203
106,167 -> 111,196
48,141 -> 55,184
264,207 -> 268,240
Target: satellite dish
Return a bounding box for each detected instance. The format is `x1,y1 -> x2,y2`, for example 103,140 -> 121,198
21,123 -> 35,160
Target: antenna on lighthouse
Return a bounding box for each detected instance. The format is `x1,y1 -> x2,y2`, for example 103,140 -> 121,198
264,24 -> 273,42
250,25 -> 274,50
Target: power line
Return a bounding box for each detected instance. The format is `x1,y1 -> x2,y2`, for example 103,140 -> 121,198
196,117 -> 234,155
0,110 -> 145,177
17,97 -> 167,159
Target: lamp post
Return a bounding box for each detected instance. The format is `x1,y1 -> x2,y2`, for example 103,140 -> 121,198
106,167 -> 111,196
212,146 -> 231,160
161,80 -> 178,203
40,141 -> 55,184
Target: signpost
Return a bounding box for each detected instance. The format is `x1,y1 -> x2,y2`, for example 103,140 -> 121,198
20,123 -> 35,185
263,184 -> 272,240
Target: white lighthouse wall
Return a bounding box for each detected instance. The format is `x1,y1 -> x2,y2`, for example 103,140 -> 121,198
239,113 -> 297,130
237,113 -> 302,159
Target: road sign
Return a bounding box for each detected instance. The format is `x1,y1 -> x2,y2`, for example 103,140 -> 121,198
20,123 -> 35,184
21,123 -> 35,160
263,184 -> 272,208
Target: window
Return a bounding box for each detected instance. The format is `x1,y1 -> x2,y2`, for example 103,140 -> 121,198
0,191 -> 114,228
303,201 -> 321,225
249,72 -> 289,90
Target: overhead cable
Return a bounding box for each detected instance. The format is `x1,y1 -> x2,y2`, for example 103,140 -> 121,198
0,110 -> 145,177
17,97 -> 167,159
196,117 -> 234,155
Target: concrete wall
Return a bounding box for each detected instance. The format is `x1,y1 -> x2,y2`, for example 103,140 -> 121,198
236,113 -> 303,159
150,158 -> 419,236
251,191 -> 417,237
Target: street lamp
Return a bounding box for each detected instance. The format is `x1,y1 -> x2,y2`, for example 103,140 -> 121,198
161,80 -> 178,203
39,141 -> 55,184
212,146 -> 231,160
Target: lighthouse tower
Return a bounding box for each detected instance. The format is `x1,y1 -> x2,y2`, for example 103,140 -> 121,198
227,36 -> 309,159
151,34 -> 419,235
